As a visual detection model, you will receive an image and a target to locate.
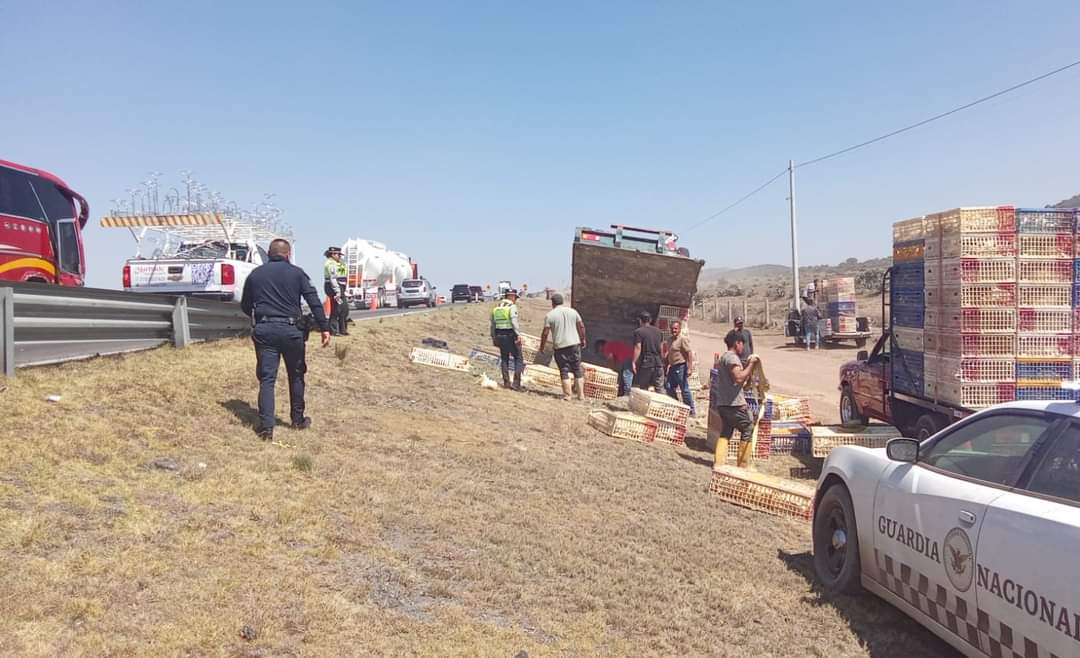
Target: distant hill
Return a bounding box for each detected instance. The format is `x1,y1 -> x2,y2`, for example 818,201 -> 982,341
1053,194 -> 1080,208
699,264 -> 787,285
698,256 -> 891,299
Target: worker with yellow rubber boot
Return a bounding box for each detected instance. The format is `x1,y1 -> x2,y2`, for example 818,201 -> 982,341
490,289 -> 525,390
711,329 -> 764,467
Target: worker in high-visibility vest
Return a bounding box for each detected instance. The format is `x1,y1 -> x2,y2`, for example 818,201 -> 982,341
323,247 -> 349,336
490,289 -> 523,390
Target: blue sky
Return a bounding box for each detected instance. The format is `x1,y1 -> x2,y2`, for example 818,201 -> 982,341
4,1 -> 1079,290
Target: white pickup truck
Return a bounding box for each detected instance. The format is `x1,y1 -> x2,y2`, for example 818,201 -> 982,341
123,239 -> 266,301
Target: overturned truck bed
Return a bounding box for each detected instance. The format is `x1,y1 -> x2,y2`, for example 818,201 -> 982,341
571,225 -> 704,363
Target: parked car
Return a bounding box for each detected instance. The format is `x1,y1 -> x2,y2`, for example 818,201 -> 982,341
469,285 -> 484,301
397,278 -> 437,308
451,284 -> 473,303
812,401 -> 1080,658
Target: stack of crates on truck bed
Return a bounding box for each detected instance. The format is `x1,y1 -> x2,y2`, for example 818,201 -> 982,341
821,277 -> 857,334
891,217 -> 927,396
1014,208 -> 1078,401
923,207 -> 1018,407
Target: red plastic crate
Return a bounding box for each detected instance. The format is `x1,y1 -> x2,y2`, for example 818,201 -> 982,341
959,258 -> 1016,284
933,206 -> 1016,235
1019,308 -> 1072,334
1017,334 -> 1074,358
1018,233 -> 1074,259
1018,259 -> 1073,284
1018,285 -> 1072,308
926,284 -> 1017,308
960,308 -> 1016,333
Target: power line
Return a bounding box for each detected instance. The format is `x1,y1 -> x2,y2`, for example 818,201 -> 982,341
684,168 -> 787,231
685,57 -> 1080,231
797,57 -> 1080,168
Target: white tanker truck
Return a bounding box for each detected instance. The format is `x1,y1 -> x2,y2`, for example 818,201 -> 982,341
342,238 -> 416,309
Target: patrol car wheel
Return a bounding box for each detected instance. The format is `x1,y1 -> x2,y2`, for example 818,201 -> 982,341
813,484 -> 862,594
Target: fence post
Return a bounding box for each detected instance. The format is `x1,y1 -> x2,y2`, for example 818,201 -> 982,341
0,288 -> 13,378
172,296 -> 191,348
713,301 -> 720,322
742,299 -> 748,323
765,298 -> 771,327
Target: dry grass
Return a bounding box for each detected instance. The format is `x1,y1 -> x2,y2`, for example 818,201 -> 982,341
0,300 -> 955,657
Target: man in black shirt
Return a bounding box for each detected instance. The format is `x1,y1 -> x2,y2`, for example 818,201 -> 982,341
240,239 -> 331,440
631,311 -> 664,392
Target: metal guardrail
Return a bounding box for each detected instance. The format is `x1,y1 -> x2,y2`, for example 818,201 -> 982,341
0,281 -> 250,377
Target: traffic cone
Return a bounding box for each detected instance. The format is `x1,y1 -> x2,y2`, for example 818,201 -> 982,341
369,295 -> 378,311
323,297 -> 332,316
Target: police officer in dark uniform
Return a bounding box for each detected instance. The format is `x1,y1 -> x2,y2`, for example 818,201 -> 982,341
240,238 -> 332,440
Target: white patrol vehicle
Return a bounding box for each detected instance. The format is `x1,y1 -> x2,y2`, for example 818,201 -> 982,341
813,401 -> 1080,658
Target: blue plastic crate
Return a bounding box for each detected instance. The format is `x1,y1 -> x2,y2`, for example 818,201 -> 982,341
744,396 -> 774,420
892,261 -> 926,289
1016,386 -> 1076,402
1074,259 -> 1080,283
892,371 -> 925,396
892,288 -> 925,309
893,306 -> 925,328
826,301 -> 857,316
1016,361 -> 1073,380
1073,283 -> 1080,306
770,434 -> 812,455
892,347 -> 925,394
1017,208 -> 1076,234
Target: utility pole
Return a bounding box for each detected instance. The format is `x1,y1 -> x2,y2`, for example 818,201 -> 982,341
789,159 -> 801,312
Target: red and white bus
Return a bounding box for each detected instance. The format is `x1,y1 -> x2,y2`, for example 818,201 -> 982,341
0,159 -> 88,286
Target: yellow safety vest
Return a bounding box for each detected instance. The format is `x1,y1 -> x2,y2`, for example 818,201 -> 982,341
492,303 -> 514,330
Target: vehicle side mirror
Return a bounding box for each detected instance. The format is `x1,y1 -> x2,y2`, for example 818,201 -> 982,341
886,438 -> 919,463
857,350 -> 869,361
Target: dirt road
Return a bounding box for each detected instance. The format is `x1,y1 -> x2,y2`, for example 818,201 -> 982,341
690,325 -> 870,424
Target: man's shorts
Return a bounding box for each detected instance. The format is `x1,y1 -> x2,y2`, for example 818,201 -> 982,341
553,345 -> 584,379
715,404 -> 754,439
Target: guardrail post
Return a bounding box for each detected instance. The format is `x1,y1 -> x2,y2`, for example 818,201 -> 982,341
172,297 -> 191,348
0,288 -> 13,378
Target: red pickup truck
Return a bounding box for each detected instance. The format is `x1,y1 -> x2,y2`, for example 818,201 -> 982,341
838,329 -> 971,439
838,268 -> 972,439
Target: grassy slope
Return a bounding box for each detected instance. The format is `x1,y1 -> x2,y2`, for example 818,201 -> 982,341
0,301 -> 952,657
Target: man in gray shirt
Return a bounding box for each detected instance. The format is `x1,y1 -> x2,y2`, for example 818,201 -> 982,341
711,329 -> 760,464
539,293 -> 586,400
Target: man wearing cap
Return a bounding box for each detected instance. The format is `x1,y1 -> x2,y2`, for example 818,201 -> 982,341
490,289 -> 524,390
732,316 -> 754,365
539,293 -> 587,400
241,238 -> 332,441
323,247 -> 349,336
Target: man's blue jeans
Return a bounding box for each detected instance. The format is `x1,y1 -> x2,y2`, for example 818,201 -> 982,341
664,362 -> 695,413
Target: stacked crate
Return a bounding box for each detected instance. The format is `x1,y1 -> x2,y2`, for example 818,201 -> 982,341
891,217 -> 926,396
821,277 -> 857,334
656,304 -> 689,342
923,207 -> 1018,407
1015,208 -> 1076,400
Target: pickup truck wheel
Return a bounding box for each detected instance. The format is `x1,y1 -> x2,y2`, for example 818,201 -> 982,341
914,414 -> 942,441
839,388 -> 867,426
813,485 -> 862,594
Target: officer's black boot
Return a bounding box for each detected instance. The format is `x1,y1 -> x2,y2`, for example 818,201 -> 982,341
500,363 -> 511,389
512,370 -> 522,391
